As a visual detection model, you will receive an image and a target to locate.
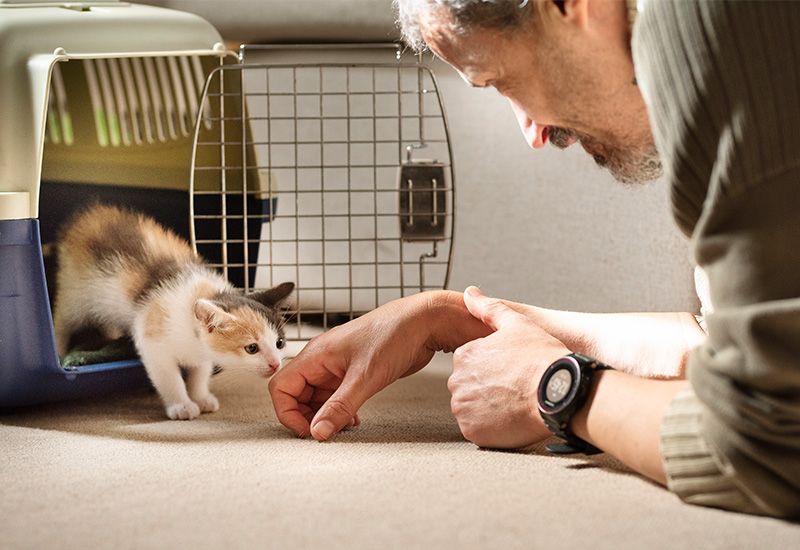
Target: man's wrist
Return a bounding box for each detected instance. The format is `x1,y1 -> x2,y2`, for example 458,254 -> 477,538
564,367 -> 688,483
568,368 -> 609,443
423,290 -> 493,353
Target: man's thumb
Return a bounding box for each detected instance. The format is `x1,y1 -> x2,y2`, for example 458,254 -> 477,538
310,379 -> 370,441
463,285 -> 517,331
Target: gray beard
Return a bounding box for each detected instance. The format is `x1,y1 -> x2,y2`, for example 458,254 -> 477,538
549,126 -> 663,185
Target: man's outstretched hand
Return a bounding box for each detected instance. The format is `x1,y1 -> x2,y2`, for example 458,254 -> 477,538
268,291 -> 491,441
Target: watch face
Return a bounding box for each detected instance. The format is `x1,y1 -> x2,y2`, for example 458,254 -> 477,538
546,367 -> 573,404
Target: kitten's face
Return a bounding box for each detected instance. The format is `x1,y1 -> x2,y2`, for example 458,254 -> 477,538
194,298 -> 288,377
208,306 -> 286,377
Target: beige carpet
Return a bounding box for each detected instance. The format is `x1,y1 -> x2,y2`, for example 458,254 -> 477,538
2,353 -> 798,549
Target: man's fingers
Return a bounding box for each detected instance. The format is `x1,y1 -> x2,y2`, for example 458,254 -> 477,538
309,369 -> 382,441
270,338 -> 382,442
310,393 -> 358,441
270,380 -> 313,437
310,387 -> 334,406
269,367 -> 328,438
275,404 -> 312,438
463,285 -> 522,331
297,403 -> 315,422
298,385 -> 314,404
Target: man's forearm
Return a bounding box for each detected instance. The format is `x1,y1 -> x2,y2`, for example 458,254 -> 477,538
570,370 -> 688,484
502,303 -> 705,378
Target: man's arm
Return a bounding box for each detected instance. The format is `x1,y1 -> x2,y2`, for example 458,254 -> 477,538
271,288 -> 702,443
499,302 -> 706,379
571,371 -> 688,484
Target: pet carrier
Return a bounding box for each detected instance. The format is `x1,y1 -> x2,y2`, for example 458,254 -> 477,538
190,44 -> 455,341
0,2 -> 455,407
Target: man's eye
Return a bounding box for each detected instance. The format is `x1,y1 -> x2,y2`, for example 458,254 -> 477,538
244,343 -> 259,354
276,337 -> 286,350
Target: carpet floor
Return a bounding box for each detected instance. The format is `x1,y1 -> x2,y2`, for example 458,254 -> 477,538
2,353 -> 798,549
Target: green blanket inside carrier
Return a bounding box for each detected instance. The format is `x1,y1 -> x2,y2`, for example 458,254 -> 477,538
60,329 -> 138,368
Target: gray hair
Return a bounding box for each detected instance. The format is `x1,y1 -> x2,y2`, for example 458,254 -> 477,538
394,0 -> 532,52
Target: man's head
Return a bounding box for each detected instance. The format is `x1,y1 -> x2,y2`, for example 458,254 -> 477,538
395,0 -> 662,185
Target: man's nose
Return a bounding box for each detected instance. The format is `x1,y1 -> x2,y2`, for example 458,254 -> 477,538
508,100 -> 548,150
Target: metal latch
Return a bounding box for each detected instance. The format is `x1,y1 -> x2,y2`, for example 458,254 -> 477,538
398,160 -> 448,241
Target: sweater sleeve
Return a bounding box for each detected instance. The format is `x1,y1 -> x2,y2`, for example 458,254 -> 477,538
680,167 -> 800,518
633,0 -> 800,518
660,389 -> 762,515
661,167 -> 800,518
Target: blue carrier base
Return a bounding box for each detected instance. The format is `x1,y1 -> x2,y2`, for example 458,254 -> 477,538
0,218 -> 150,408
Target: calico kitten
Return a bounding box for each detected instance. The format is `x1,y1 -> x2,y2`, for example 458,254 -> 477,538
54,204 -> 294,420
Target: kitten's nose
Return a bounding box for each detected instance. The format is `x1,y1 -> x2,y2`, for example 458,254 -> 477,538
257,361 -> 281,379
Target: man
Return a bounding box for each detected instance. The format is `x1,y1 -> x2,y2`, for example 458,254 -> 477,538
268,0 -> 800,518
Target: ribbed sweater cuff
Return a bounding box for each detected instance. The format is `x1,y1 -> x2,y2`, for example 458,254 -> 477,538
660,389 -> 760,514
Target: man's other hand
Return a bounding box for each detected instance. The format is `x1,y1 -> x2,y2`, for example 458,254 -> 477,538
449,286 -> 569,449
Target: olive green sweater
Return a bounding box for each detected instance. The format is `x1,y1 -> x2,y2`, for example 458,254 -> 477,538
633,0 -> 800,518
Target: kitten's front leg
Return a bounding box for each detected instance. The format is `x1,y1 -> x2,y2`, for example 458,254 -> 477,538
139,351 -> 200,420
187,362 -> 219,414
53,304 -> 80,357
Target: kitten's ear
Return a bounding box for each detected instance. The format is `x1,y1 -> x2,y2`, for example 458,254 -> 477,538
249,282 -> 295,308
194,299 -> 234,333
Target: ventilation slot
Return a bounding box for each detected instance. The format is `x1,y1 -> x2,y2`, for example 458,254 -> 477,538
80,56 -> 210,147
44,63 -> 74,145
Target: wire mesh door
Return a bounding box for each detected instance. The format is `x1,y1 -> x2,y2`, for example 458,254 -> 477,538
190,60 -> 455,340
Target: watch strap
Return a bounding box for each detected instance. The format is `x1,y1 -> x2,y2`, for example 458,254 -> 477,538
545,440 -> 603,456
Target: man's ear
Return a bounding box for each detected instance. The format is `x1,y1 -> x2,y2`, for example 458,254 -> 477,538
249,282 -> 295,308
547,0 -> 589,29
194,299 -> 235,333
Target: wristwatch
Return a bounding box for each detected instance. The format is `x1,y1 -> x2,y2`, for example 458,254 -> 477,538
537,352 -> 611,455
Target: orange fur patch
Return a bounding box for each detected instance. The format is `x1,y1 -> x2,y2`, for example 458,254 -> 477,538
141,217 -> 194,263
192,279 -> 219,302
61,205 -> 198,272
59,205 -> 124,268
58,204 -> 206,305
206,306 -> 265,356
143,301 -> 169,339
120,267 -> 147,302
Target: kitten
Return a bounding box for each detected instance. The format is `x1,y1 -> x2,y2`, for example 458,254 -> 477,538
53,204 -> 294,420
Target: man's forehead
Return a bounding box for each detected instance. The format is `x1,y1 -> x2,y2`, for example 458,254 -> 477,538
419,10 -> 499,79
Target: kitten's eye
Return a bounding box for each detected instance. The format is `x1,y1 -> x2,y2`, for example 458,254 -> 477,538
244,343 -> 259,355
276,337 -> 286,350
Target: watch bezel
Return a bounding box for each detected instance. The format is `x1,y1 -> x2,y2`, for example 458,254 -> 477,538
538,356 -> 582,415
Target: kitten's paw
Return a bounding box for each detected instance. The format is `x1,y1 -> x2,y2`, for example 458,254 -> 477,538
54,333 -> 70,358
166,401 -> 201,420
194,393 -> 220,414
